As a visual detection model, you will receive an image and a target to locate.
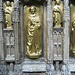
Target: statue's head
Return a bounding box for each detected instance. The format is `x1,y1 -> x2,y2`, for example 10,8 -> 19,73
30,6 -> 36,14
56,0 -> 60,5
6,1 -> 11,6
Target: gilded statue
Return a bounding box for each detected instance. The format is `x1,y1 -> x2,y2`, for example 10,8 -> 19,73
3,1 -> 14,28
70,4 -> 75,57
53,0 -> 63,27
71,17 -> 75,56
24,6 -> 42,58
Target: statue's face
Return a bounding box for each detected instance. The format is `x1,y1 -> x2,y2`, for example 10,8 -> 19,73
56,0 -> 60,5
30,6 -> 36,14
6,1 -> 11,6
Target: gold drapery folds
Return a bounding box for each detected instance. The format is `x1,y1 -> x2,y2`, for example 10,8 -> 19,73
70,4 -> 75,57
52,0 -> 63,28
24,5 -> 43,58
3,1 -> 14,28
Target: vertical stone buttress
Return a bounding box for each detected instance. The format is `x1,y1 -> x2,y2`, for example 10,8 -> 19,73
47,0 -> 54,75
63,0 -> 70,65
0,0 -> 4,62
47,0 -> 53,64
13,0 -> 20,63
20,2 -> 24,60
43,2 -> 47,62
61,0 -> 70,74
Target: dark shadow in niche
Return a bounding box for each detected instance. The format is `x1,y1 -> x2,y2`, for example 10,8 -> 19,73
20,0 -> 47,5
71,72 -> 75,75
69,0 -> 75,5
3,0 -> 14,2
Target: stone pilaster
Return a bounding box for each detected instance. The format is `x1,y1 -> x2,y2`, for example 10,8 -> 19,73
19,3 -> 24,59
63,0 -> 70,74
43,4 -> 47,61
63,0 -> 70,64
47,0 -> 54,75
47,0 -> 53,63
0,0 -> 4,62
13,0 -> 20,63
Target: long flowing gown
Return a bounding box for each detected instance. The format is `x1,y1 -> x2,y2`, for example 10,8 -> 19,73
26,13 -> 42,58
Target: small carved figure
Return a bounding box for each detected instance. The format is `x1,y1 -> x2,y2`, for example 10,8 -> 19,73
53,0 -> 63,27
3,1 -> 14,28
26,6 -> 42,58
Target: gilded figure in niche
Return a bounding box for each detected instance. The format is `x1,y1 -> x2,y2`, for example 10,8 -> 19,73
70,4 -> 75,57
24,6 -> 43,58
3,1 -> 14,28
52,0 -> 63,27
71,16 -> 75,56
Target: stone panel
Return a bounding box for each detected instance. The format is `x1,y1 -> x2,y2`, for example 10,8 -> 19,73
3,28 -> 15,62
53,28 -> 63,60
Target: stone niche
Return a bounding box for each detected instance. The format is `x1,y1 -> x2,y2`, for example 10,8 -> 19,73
3,0 -> 15,62
19,0 -> 47,74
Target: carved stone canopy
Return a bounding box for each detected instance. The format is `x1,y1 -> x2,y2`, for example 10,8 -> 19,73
70,0 -> 75,4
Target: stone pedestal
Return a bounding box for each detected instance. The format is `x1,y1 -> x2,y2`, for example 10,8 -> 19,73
22,59 -> 46,73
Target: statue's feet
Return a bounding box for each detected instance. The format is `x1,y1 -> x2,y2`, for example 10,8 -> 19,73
26,50 -> 42,58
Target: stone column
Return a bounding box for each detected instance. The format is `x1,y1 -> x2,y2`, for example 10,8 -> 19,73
47,0 -> 53,63
47,0 -> 54,75
43,4 -> 47,61
19,3 -> 24,60
0,0 -> 4,62
63,0 -> 70,74
63,0 -> 70,64
13,0 -> 20,63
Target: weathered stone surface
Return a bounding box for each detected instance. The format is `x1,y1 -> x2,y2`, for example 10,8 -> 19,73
0,0 -> 74,75
22,61 -> 46,72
